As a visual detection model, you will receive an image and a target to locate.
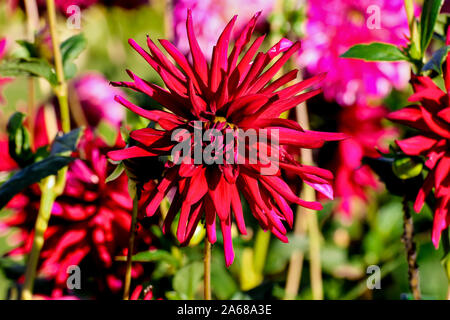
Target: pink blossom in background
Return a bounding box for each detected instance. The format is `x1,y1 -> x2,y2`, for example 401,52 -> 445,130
0,38 -> 13,105
332,105 -> 397,217
299,0 -> 411,106
73,73 -> 126,128
172,0 -> 273,60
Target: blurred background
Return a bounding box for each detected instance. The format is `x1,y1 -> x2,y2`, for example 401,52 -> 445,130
0,0 -> 449,300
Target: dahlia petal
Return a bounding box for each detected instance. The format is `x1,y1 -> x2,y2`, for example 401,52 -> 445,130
181,201 -> 203,246
250,41 -> 301,93
305,181 -> 334,200
177,202 -> 191,243
208,174 -> 232,221
260,69 -> 299,94
186,167 -> 208,205
413,172 -> 434,212
269,73 -> 326,100
108,146 -> 157,161
434,154 -> 450,188
228,11 -> 261,72
230,185 -> 247,235
259,89 -> 322,118
146,36 -> 186,81
159,39 -> 202,92
437,107 -> 450,123
204,196 -> 217,243
431,197 -> 449,248
187,9 -> 209,85
387,106 -> 423,123
226,94 -> 269,119
396,135 -> 437,155
129,128 -> 170,147
229,35 -> 266,90
420,106 -> 450,139
162,194 -> 182,234
210,15 -> 236,91
220,216 -> 235,267
408,88 -> 445,112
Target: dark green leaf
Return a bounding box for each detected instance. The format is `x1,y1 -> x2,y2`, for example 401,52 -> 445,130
340,42 -> 407,61
106,162 -> 125,183
60,34 -> 86,80
0,58 -> 57,85
420,0 -> 444,53
7,112 -> 34,167
422,45 -> 450,73
0,156 -> 75,209
60,34 -> 87,64
50,128 -> 82,155
15,40 -> 39,59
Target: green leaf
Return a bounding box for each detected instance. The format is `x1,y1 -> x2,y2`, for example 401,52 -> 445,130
211,251 -> 238,300
50,128 -> 82,155
96,119 -> 118,147
60,34 -> 87,80
420,0 -> 444,54
7,112 -> 34,167
422,45 -> 450,73
172,262 -> 204,300
105,162 -> 125,183
0,156 -> 75,209
265,234 -> 308,274
15,40 -> 39,59
340,42 -> 407,61
130,249 -> 179,267
0,58 -> 57,85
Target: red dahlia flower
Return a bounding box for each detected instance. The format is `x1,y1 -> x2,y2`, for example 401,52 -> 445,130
334,105 -> 397,217
3,129 -> 155,297
387,53 -> 450,248
108,10 -> 346,266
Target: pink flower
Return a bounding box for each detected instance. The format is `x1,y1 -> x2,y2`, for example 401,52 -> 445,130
109,10 -> 346,267
2,126 -> 155,297
333,104 -> 397,217
0,38 -> 13,104
299,0 -> 410,106
173,0 -> 273,60
73,73 -> 126,128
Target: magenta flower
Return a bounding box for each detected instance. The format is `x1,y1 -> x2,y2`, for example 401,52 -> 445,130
332,104 -> 397,217
0,38 -> 13,104
108,11 -> 346,266
299,0 -> 410,106
387,60 -> 450,248
173,0 -> 273,60
73,72 -> 126,128
2,128 -> 155,297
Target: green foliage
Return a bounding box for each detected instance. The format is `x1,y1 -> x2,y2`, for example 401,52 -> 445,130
0,58 -> 57,85
172,262 -> 204,300
422,45 -> 450,73
420,0 -> 444,54
60,34 -> 87,80
340,42 -> 407,61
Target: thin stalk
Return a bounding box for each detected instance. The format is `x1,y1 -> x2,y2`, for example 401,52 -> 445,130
21,0 -> 72,299
24,0 -> 40,147
253,229 -> 270,275
402,198 -> 421,300
284,77 -> 323,300
21,176 -> 56,300
46,0 -> 70,134
204,237 -> 212,300
123,194 -> 139,300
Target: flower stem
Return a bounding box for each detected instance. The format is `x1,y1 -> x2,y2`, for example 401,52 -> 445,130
46,0 -> 70,134
204,236 -> 212,300
24,0 -> 39,148
402,198 -> 421,300
21,176 -> 56,300
284,85 -> 323,300
123,194 -> 139,300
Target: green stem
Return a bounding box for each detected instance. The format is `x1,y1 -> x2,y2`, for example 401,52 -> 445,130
46,0 -> 70,134
21,176 -> 56,300
402,198 -> 421,300
123,194 -> 139,300
204,237 -> 212,300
